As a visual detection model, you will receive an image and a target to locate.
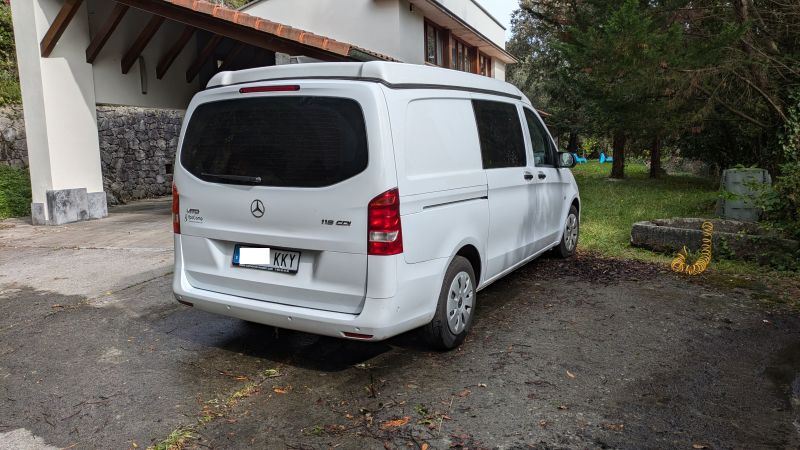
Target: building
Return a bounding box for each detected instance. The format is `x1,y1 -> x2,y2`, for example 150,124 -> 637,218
11,0 -> 515,225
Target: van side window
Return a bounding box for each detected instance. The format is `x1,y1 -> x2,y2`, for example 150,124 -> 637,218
524,108 -> 556,167
472,100 -> 527,169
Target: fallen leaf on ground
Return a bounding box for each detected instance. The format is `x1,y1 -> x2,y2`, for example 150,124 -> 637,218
692,444 -> 709,449
457,388 -> 471,397
477,383 -> 487,388
558,405 -> 569,410
380,416 -> 410,429
538,419 -> 549,428
566,370 -> 576,379
422,443 -> 430,450
273,386 -> 290,394
602,423 -> 624,431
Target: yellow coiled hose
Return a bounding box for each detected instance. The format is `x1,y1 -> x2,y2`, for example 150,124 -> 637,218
671,221 -> 713,275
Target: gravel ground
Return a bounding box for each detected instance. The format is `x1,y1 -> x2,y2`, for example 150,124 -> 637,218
1,202 -> 798,449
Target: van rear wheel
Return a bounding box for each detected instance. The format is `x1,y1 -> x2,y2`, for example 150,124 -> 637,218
422,256 -> 476,350
554,205 -> 579,259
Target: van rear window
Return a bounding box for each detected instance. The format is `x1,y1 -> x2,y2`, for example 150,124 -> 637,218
180,97 -> 368,188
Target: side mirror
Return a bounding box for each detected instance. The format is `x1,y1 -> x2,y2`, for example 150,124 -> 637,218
558,152 -> 577,169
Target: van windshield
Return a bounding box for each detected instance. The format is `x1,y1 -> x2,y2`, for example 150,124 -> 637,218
180,97 -> 368,188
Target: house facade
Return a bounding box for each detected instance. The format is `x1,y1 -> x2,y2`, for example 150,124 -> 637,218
240,0 -> 514,80
10,0 -> 515,225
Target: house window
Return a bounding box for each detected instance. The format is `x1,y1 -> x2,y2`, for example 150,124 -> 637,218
451,37 -> 472,72
425,21 -> 445,66
478,53 -> 491,77
424,19 -> 483,75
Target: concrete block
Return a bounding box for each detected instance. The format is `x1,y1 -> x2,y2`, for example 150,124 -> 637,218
46,188 -> 89,225
87,192 -> 108,220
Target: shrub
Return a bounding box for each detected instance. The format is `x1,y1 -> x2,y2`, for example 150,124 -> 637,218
759,162 -> 800,240
0,165 -> 31,219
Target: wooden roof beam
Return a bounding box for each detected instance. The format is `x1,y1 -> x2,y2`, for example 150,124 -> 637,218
121,15 -> 166,74
217,42 -> 246,73
186,35 -> 223,83
86,3 -> 130,63
156,25 -> 195,80
40,0 -> 85,57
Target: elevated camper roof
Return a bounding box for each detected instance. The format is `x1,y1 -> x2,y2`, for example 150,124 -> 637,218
207,62 -> 530,104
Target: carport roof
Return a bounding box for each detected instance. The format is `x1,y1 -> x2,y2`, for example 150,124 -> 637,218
153,0 -> 401,62
41,0 -> 401,81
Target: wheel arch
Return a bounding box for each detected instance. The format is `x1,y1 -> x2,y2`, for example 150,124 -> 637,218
447,240 -> 484,287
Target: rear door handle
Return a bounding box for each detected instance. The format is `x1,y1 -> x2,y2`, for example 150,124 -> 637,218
524,172 -> 534,181
538,172 -> 547,180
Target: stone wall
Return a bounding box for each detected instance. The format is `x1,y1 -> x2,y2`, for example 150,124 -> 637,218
0,106 -> 28,168
0,105 -> 185,205
97,106 -> 184,205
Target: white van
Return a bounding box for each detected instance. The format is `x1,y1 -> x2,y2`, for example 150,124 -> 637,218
172,62 -> 580,349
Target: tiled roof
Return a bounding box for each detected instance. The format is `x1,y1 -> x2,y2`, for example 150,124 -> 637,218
165,0 -> 401,62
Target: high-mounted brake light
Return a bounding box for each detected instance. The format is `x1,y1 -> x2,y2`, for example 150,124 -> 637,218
367,188 -> 403,256
239,85 -> 300,94
172,183 -> 180,234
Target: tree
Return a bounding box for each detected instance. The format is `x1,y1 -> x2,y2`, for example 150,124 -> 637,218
556,0 -> 694,179
508,0 -> 800,179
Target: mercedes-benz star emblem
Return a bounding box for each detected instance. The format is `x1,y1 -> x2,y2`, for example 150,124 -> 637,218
250,200 -> 265,218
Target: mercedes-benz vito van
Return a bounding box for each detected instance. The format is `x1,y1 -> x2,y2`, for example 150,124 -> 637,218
172,62 -> 580,350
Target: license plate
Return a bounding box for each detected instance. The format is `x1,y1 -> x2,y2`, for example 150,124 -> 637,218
233,245 -> 301,274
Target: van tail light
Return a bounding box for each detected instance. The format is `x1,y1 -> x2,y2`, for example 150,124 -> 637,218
368,188 -> 403,256
239,85 -> 300,94
172,183 -> 180,234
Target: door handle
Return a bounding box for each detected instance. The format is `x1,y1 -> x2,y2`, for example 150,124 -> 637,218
524,172 -> 534,181
538,172 -> 547,180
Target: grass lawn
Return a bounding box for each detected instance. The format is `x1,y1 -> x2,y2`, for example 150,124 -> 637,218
573,161 -> 775,274
574,161 -> 718,258
0,165 -> 31,220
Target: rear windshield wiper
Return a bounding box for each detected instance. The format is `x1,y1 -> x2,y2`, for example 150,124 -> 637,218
201,173 -> 262,184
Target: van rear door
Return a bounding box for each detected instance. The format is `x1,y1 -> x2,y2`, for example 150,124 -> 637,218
174,82 -> 393,314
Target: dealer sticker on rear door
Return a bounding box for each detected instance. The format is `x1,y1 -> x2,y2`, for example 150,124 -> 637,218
185,208 -> 204,224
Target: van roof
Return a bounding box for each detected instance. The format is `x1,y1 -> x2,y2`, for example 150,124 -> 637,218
207,62 -> 530,105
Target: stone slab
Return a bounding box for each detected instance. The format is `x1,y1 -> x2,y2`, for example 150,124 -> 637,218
631,218 -> 799,267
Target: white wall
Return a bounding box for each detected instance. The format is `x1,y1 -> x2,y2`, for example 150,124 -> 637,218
11,0 -> 104,207
244,0 -> 426,64
493,59 -> 506,81
87,0 -> 200,109
435,0 -> 506,48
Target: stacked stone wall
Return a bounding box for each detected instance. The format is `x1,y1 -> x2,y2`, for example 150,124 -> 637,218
0,105 -> 185,205
0,106 -> 28,168
97,106 -> 184,204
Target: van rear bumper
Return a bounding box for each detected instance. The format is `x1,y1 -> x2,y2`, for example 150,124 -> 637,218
172,236 -> 444,341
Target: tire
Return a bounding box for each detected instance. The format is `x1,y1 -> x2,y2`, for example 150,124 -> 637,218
554,205 -> 579,259
422,256 -> 477,350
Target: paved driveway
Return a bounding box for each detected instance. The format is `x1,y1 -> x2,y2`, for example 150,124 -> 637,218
0,199 -> 798,449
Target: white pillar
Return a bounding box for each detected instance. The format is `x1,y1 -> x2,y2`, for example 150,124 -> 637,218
11,0 -> 107,225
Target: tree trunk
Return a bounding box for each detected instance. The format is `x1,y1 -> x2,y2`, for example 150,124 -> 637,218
649,136 -> 662,179
610,131 -> 626,179
567,131 -> 579,153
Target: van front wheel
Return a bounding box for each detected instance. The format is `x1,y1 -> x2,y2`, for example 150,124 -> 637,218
422,256 -> 476,350
554,205 -> 579,258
